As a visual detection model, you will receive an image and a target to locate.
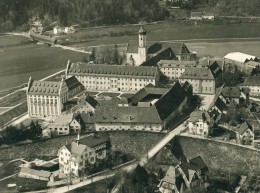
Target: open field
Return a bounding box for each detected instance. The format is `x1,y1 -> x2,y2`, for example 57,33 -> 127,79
0,22 -> 260,90
0,35 -> 31,48
0,90 -> 26,107
0,43 -> 86,90
0,107 -> 9,114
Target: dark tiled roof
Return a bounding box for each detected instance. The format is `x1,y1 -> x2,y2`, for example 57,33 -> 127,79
67,63 -> 158,77
130,84 -> 170,104
93,106 -> 162,124
138,26 -> 147,34
79,135 -> 109,148
126,41 -> 190,56
64,76 -> 83,91
85,95 -> 98,108
155,81 -> 188,120
241,76 -> 260,86
189,156 -> 207,171
179,67 -> 214,80
236,122 -> 252,135
28,76 -> 82,96
207,61 -> 222,79
222,86 -> 241,98
158,60 -> 197,68
28,80 -> 60,96
141,47 -> 175,67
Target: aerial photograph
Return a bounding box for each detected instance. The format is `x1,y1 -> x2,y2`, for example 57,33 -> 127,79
0,0 -> 260,192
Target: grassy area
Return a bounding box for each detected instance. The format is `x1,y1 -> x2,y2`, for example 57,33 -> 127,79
0,44 -> 86,90
0,84 -> 27,98
67,178 -> 113,193
0,90 -> 26,107
0,102 -> 28,127
0,107 -> 10,114
0,35 -> 32,48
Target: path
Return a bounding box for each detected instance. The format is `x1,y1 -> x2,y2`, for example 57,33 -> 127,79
52,44 -> 92,54
0,173 -> 18,182
139,122 -> 187,166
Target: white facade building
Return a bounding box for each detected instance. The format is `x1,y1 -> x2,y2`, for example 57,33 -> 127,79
157,60 -> 197,79
58,135 -> 109,177
65,61 -> 160,92
27,76 -> 83,118
188,110 -> 211,136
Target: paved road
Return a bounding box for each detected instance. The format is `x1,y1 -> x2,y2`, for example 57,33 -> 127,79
52,44 -> 92,54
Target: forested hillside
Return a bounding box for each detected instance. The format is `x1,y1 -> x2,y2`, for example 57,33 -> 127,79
0,0 -> 168,32
1,0 -> 260,33
174,0 -> 260,17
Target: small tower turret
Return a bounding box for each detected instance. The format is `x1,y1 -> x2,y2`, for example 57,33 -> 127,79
138,26 -> 147,65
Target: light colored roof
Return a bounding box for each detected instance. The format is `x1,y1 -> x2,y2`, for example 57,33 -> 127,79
179,67 -> 214,80
50,114 -> 74,125
158,60 -> 197,68
224,52 -> 257,63
67,63 -> 158,78
20,167 -> 51,178
65,142 -> 86,155
189,110 -> 210,123
93,106 -> 162,124
162,166 -> 176,184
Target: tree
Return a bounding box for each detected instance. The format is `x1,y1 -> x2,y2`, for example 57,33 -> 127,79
3,126 -> 19,144
113,44 -> 119,64
89,48 -> 96,62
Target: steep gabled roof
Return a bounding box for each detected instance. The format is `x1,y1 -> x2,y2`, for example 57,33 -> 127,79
236,122 -> 252,135
158,60 -> 197,68
65,142 -> 86,155
155,81 -> 188,120
64,76 -> 83,91
85,95 -> 98,108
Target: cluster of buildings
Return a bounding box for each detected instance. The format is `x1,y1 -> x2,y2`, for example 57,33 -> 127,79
158,156 -> 208,193
57,134 -> 109,177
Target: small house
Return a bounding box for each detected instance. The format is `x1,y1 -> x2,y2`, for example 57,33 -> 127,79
188,110 -> 211,136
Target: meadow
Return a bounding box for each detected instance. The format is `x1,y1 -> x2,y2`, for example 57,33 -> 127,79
0,44 -> 86,90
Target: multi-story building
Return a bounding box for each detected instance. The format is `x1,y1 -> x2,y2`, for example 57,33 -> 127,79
27,76 -> 83,118
188,110 -> 211,136
179,67 -> 215,94
157,60 -> 197,79
57,134 -> 109,177
87,81 -> 193,131
65,62 -> 160,92
240,75 -> 260,97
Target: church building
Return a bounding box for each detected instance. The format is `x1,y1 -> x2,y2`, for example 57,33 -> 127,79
126,26 -> 195,67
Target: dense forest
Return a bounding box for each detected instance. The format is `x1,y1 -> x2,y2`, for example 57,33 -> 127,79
0,0 -> 168,32
1,0 -> 260,33
172,0 -> 260,16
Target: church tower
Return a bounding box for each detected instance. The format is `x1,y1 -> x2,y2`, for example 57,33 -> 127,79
138,26 -> 147,65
